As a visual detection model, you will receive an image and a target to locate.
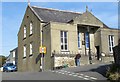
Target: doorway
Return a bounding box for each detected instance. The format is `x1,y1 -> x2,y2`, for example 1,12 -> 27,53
95,46 -> 100,60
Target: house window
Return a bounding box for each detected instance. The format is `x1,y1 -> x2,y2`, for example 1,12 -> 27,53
24,26 -> 26,38
60,31 -> 68,51
30,43 -> 33,55
23,45 -> 26,57
13,61 -> 15,65
108,35 -> 114,53
85,32 -> 89,48
13,51 -> 15,58
30,22 -> 33,35
78,32 -> 81,48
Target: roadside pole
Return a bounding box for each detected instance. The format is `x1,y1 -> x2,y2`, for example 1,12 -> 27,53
40,25 -> 44,71
87,26 -> 92,64
40,26 -> 46,71
42,53 -> 44,71
40,46 -> 46,71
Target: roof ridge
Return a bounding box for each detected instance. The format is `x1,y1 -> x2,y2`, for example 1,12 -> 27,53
32,6 -> 82,15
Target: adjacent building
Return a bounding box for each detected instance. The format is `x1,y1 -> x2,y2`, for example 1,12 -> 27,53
18,5 -> 120,72
6,47 -> 18,66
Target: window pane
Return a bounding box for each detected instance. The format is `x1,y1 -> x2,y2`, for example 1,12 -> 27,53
61,38 -> 63,43
109,47 -> 111,52
24,26 -> 26,38
112,42 -> 114,47
61,45 -> 63,50
85,32 -> 89,48
64,32 -> 67,37
86,38 -> 89,43
86,43 -> 89,48
30,22 -> 33,34
61,31 -> 63,37
65,38 -> 67,43
65,45 -> 67,50
30,22 -> 32,28
78,41 -> 80,48
78,32 -> 80,48
86,32 -> 89,37
111,36 -> 113,41
108,36 -> 111,52
109,38 -> 111,46
24,46 -> 26,57
78,36 -> 80,40
13,51 -> 15,57
109,35 -> 110,41
24,27 -> 26,33
30,43 -> 32,54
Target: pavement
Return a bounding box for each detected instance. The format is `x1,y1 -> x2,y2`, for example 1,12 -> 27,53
2,63 -> 111,81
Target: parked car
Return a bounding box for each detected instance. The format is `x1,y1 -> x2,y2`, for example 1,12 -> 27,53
3,63 -> 17,72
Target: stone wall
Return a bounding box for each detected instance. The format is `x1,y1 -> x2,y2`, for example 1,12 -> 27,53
101,56 -> 114,63
18,6 -> 41,72
54,55 -> 92,67
54,57 -> 75,67
54,55 -> 114,68
113,44 -> 120,65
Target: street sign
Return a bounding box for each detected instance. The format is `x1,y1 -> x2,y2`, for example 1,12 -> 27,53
39,46 -> 46,54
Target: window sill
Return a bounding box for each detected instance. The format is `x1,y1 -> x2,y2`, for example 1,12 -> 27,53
61,50 -> 70,52
29,34 -> 33,37
109,52 -> 113,53
23,57 -> 26,59
109,52 -> 113,56
60,50 -> 70,54
86,48 -> 89,50
23,37 -> 26,40
78,47 -> 82,50
29,54 -> 33,57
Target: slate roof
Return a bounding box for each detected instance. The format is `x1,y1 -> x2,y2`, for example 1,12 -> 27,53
31,6 -> 82,23
10,47 -> 18,52
30,6 -> 109,28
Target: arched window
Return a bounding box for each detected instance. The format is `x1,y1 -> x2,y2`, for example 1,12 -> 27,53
30,22 -> 33,34
30,43 -> 33,55
23,45 -> 26,57
24,26 -> 26,38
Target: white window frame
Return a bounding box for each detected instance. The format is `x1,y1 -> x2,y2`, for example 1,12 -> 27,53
13,51 -> 15,58
108,35 -> 114,53
13,61 -> 15,65
60,31 -> 68,51
78,32 -> 81,48
24,26 -> 26,38
30,22 -> 33,35
30,43 -> 33,55
23,45 -> 26,57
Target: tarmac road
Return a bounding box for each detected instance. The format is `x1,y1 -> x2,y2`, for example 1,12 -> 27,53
2,63 -> 110,81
